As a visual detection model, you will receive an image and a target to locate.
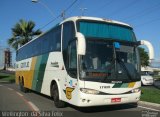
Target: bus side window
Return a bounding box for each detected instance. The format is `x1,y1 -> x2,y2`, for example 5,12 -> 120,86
62,21 -> 77,78
63,22 -> 75,49
55,26 -> 61,51
68,40 -> 77,78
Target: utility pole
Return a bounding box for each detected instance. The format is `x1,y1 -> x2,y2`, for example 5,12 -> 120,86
80,8 -> 87,16
61,10 -> 65,20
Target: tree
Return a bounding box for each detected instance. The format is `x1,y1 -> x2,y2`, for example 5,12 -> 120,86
139,47 -> 149,67
8,19 -> 42,50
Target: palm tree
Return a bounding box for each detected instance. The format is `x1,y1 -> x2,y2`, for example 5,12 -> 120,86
8,19 -> 42,50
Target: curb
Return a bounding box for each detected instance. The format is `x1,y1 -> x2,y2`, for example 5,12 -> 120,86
0,80 -> 10,84
0,80 -> 14,84
138,101 -> 160,108
0,70 -> 15,75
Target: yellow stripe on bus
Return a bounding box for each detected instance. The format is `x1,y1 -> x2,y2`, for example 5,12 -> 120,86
15,57 -> 37,89
128,82 -> 136,88
27,57 -> 37,89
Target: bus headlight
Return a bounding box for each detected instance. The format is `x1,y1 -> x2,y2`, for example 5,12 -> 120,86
131,88 -> 141,93
80,88 -> 100,95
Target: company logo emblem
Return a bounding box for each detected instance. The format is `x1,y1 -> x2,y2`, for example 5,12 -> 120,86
63,87 -> 74,100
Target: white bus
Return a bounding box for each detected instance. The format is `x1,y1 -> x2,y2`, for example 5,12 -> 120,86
16,16 -> 141,108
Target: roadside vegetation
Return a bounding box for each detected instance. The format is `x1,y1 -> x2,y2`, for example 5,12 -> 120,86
8,19 -> 42,50
139,47 -> 149,67
141,86 -> 160,104
0,72 -> 15,83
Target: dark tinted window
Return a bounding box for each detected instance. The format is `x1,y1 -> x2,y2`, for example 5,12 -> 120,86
68,40 -> 77,78
62,21 -> 75,69
63,22 -> 75,49
16,25 -> 61,61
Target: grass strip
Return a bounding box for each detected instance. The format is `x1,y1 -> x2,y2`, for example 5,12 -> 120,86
0,73 -> 15,83
141,86 -> 160,104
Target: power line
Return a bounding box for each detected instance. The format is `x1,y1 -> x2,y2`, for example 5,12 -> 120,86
134,17 -> 160,27
122,2 -> 160,22
60,0 -> 78,19
67,0 -> 82,16
89,0 -> 114,16
39,15 -> 61,30
108,0 -> 139,18
39,0 -> 78,30
64,0 -> 78,12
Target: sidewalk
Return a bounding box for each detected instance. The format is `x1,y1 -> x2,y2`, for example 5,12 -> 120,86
138,101 -> 160,111
0,80 -> 10,83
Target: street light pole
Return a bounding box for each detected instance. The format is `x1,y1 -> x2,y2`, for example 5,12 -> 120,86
31,0 -> 54,17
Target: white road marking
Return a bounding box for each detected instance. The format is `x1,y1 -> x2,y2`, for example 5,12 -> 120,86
28,101 -> 39,111
15,91 -> 40,112
138,105 -> 160,112
8,88 -> 14,91
16,92 -> 23,97
2,85 -> 40,112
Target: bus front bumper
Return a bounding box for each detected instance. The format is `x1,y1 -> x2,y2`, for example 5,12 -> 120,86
76,92 -> 141,107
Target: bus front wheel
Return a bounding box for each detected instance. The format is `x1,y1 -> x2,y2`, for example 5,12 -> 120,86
52,84 -> 65,108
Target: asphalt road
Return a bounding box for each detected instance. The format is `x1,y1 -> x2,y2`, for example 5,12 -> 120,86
0,83 -> 159,117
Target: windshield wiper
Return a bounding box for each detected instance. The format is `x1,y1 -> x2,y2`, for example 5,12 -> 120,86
101,41 -> 136,82
101,57 -> 133,82
116,58 -> 133,81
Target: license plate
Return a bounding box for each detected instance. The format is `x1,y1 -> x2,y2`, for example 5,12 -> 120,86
111,98 -> 121,103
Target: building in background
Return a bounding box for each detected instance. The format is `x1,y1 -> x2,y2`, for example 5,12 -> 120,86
151,59 -> 160,68
0,48 -> 13,70
4,48 -> 12,69
0,48 -> 5,70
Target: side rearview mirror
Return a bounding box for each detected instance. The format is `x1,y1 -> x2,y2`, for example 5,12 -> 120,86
76,32 -> 86,55
139,40 -> 154,60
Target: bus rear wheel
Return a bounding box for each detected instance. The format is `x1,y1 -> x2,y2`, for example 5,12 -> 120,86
19,78 -> 28,93
52,84 -> 66,108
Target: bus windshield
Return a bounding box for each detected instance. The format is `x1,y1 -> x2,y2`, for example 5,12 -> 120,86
77,20 -> 140,83
79,40 -> 140,83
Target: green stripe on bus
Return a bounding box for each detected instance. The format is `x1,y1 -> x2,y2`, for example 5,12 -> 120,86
32,55 -> 42,90
120,83 -> 128,88
112,83 -> 123,88
35,53 -> 49,92
32,53 -> 49,92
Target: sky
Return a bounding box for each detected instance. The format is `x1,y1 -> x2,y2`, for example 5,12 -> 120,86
0,0 -> 160,65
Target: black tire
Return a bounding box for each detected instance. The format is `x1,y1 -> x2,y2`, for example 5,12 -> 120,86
19,79 -> 28,93
52,84 -> 66,108
141,81 -> 144,86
